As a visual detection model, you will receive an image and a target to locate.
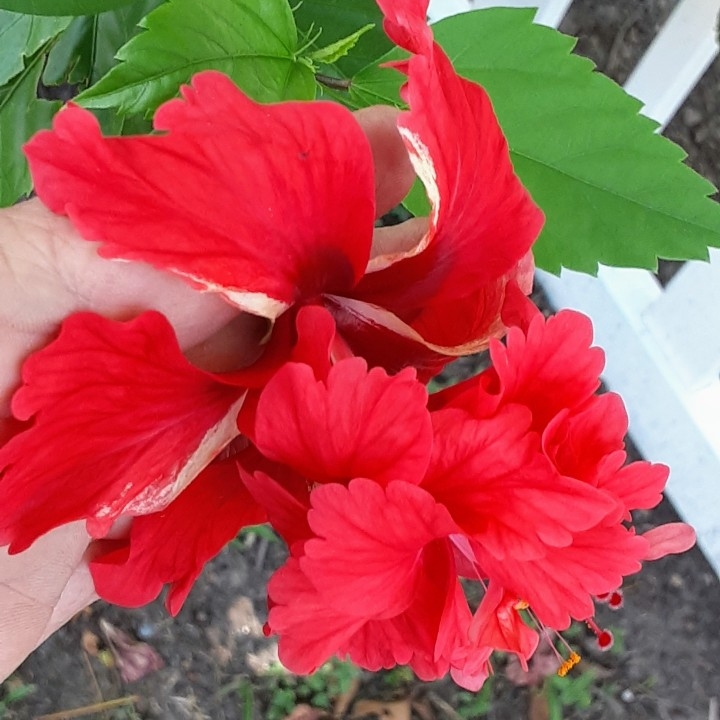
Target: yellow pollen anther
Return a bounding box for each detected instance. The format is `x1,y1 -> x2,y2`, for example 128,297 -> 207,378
514,599 -> 530,610
557,652 -> 581,678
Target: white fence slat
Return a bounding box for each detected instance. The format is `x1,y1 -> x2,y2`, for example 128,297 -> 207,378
468,0 -> 572,27
624,0 -> 720,130
427,0 -> 474,22
643,248 -> 720,388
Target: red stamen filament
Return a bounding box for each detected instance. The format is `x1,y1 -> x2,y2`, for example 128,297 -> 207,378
585,617 -> 614,651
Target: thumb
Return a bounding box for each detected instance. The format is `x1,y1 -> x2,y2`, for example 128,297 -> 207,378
0,522 -> 95,682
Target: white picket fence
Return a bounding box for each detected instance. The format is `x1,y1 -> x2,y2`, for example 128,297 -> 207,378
428,0 -> 720,577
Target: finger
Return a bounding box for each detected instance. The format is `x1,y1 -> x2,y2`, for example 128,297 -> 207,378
370,217 -> 429,261
0,521 -> 95,682
354,106 -> 416,218
184,312 -> 269,373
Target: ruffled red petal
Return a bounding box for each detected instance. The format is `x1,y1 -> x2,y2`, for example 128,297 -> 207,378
254,358 -> 432,486
267,558 -> 366,674
542,393 -> 627,485
25,71 -> 375,318
491,310 -> 605,432
90,458 -> 265,614
476,524 -> 649,629
423,408 -> 617,561
301,480 -> 458,618
0,312 -> 244,551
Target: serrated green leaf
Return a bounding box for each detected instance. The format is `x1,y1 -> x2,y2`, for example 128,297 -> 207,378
436,9 -> 720,273
93,106 -> 153,134
0,0 -> 137,15
75,0 -> 315,116
363,9 -> 720,273
309,23 -> 373,66
0,42 -> 60,206
0,11 -> 71,85
293,0 -> 392,78
44,0 -> 164,86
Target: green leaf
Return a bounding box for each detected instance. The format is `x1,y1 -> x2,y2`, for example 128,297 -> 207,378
325,45 -> 405,110
0,41 -> 60,206
76,0 -> 315,116
44,0 -> 163,86
0,0 -> 138,15
355,10 -> 720,273
293,0 -> 392,78
309,23 -> 374,66
432,9 -> 720,273
0,10 -> 71,85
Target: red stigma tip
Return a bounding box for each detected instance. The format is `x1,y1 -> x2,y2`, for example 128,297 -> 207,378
608,590 -> 624,610
597,630 -> 614,651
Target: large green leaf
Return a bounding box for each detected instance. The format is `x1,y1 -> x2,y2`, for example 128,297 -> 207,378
353,9 -> 720,274
0,42 -> 60,206
43,0 -> 164,86
76,0 -> 315,116
0,11 -> 71,85
293,0 -> 392,82
0,0 -> 137,15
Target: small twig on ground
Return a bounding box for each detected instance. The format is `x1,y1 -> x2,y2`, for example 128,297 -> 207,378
34,695 -> 140,720
426,691 -> 463,720
80,649 -> 108,718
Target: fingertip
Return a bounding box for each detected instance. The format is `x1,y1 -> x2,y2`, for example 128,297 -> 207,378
354,106 -> 416,217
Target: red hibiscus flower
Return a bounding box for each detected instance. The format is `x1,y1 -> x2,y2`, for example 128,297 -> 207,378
24,0 -> 542,379
0,0 -> 541,594
431,304 -> 696,631
241,307 -> 693,687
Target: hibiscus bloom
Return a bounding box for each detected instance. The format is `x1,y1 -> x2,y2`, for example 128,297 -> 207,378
225,306 -> 694,689
430,303 -> 696,630
0,0 -> 542,561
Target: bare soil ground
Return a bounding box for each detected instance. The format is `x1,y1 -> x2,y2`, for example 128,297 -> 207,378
4,1 -> 720,718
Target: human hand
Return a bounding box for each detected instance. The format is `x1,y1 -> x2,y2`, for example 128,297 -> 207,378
0,105 -> 416,681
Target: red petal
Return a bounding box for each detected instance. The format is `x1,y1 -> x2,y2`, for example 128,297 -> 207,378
0,312 -> 244,551
489,310 -> 605,431
599,461 -> 669,515
25,72 -> 375,319
642,523 -> 696,561
254,357 -> 432,486
377,0 -> 433,55
267,558 -> 366,674
469,582 -> 539,668
352,10 -> 543,346
238,464 -> 312,555
326,296 -> 484,381
542,393 -> 627,485
290,305 -> 338,380
344,539 -> 464,680
424,408 -> 618,561
301,480 -> 458,618
91,458 -> 265,614
476,524 -> 648,629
